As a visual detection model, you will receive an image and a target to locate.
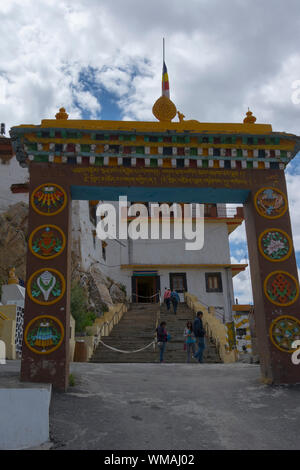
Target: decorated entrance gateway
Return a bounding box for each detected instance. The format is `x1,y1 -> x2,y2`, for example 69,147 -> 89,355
10,91 -> 300,390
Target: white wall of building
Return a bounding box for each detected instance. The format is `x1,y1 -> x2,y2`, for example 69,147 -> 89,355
71,200 -> 105,272
104,222 -> 231,268
0,158 -> 29,213
129,224 -> 230,265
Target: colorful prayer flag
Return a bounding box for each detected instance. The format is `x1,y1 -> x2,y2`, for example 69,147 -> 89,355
162,61 -> 170,98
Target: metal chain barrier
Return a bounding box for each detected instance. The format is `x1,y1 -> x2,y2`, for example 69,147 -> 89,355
130,292 -> 160,300
98,338 -> 155,354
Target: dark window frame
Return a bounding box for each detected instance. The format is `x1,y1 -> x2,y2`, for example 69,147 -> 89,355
205,272 -> 223,293
169,273 -> 187,293
236,328 -> 247,337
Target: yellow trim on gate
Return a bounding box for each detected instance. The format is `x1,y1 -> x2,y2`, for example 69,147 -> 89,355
33,119 -> 274,134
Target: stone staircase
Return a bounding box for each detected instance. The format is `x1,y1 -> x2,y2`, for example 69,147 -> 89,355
90,302 -> 221,363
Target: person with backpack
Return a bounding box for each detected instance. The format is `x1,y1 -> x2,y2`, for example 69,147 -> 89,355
156,321 -> 168,363
163,287 -> 171,311
193,311 -> 205,363
183,321 -> 196,363
170,290 -> 180,314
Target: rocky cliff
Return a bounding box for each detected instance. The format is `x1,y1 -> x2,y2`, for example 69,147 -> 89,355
0,202 -> 28,283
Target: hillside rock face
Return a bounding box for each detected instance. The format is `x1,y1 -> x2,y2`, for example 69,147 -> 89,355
71,264 -> 126,315
110,283 -> 126,303
0,202 -> 28,282
0,202 -> 126,312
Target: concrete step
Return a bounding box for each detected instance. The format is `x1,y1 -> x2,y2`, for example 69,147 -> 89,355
90,302 -> 222,364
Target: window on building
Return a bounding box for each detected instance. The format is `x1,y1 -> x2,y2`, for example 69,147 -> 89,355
205,273 -> 223,293
204,203 -> 217,217
169,273 -> 187,293
236,328 -> 247,338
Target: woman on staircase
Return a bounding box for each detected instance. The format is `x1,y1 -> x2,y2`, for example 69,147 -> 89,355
184,321 -> 196,363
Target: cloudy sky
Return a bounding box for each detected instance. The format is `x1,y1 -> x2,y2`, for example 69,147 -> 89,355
1,0 -> 300,303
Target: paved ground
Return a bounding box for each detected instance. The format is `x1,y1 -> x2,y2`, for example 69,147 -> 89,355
3,361 -> 300,450
51,362 -> 300,450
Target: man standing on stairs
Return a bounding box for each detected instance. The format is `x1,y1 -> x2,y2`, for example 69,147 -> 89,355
193,311 -> 206,363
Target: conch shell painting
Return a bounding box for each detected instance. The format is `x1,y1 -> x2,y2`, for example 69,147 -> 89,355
29,268 -> 65,305
36,271 -> 57,301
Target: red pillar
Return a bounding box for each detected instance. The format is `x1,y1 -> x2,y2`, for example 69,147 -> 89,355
244,171 -> 300,384
20,169 -> 72,391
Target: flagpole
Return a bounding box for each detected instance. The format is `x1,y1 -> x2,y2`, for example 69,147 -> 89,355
163,37 -> 165,64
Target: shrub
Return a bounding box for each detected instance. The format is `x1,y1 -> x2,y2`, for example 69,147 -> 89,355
71,280 -> 96,334
102,303 -> 109,313
119,284 -> 127,295
69,374 -> 75,387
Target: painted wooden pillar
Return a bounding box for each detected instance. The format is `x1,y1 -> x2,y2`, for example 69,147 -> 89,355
244,170 -> 300,384
20,166 -> 72,391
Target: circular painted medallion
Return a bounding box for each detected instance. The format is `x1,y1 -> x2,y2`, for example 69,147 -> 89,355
27,268 -> 66,306
31,183 -> 67,216
264,271 -> 299,307
29,225 -> 66,260
254,187 -> 287,219
258,228 -> 292,262
25,315 -> 64,355
269,315 -> 300,353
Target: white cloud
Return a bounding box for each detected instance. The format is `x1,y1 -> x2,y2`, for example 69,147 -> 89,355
231,254 -> 253,305
1,0 -> 300,132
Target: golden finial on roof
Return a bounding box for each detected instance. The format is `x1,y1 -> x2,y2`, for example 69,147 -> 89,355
152,96 -> 177,122
243,108 -> 257,124
177,111 -> 185,123
8,267 -> 19,285
55,107 -> 69,120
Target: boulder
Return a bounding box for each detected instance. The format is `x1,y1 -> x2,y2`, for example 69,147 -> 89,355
90,265 -> 111,289
110,283 -> 126,303
88,267 -> 113,309
95,282 -> 113,307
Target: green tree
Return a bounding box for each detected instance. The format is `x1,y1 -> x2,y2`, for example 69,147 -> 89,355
70,281 -> 96,334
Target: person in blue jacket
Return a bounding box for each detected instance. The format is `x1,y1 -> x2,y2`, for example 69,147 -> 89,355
170,290 -> 180,314
156,321 -> 168,363
193,311 -> 206,363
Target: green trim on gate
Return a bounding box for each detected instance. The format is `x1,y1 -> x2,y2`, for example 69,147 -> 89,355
70,185 -> 251,203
